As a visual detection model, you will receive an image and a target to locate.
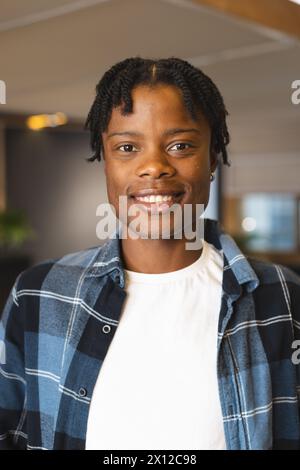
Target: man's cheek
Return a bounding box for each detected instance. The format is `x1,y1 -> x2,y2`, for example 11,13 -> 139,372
193,184 -> 210,204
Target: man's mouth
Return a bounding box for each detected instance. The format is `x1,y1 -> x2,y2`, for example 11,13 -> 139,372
129,191 -> 185,214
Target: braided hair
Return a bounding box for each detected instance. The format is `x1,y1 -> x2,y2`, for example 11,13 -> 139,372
85,56 -> 230,165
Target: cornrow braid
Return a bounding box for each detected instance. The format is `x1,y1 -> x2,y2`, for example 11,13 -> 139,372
84,56 -> 230,165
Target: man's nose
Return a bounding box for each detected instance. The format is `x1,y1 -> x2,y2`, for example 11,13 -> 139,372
135,151 -> 176,179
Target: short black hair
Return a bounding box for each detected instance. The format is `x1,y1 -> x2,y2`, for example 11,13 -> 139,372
85,56 -> 230,165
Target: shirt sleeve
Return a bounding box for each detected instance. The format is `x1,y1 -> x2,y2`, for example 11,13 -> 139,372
0,274 -> 27,450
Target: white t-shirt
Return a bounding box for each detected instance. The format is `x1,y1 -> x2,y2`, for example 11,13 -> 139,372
86,239 -> 226,450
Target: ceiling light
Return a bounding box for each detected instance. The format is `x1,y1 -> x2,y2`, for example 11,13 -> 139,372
26,112 -> 67,131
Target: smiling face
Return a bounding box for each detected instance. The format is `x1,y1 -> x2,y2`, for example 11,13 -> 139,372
101,83 -> 217,239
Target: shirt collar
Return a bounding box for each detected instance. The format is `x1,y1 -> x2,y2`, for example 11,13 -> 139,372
85,218 -> 260,295
206,218 -> 259,296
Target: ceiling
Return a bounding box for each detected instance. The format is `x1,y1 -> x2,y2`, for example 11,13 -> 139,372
0,0 -> 299,155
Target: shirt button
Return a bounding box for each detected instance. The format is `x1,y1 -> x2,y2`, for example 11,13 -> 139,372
79,387 -> 87,398
102,324 -> 111,334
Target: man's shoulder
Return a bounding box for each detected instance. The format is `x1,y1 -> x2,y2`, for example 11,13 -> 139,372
246,256 -> 300,320
15,244 -> 105,292
242,256 -> 300,338
246,255 -> 300,288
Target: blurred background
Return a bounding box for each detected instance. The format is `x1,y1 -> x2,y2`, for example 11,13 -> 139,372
0,0 -> 300,310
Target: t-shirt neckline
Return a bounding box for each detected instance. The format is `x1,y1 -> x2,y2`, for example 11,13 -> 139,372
124,239 -> 210,284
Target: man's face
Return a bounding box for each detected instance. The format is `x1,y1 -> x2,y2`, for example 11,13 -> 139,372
101,83 -> 217,239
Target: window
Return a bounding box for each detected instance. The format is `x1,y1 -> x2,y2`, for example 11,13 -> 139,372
240,193 -> 298,252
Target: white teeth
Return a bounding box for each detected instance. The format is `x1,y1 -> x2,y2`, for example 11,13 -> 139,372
135,194 -> 173,203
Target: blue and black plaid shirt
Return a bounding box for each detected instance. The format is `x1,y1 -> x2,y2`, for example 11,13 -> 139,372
1,218 -> 300,450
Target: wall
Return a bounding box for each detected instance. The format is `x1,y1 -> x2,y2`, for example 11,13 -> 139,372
223,151 -> 300,196
6,129 -> 107,264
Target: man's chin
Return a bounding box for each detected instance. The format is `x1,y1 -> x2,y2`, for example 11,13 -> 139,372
122,220 -> 186,241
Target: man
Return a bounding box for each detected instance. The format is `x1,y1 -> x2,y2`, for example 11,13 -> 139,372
0,57 -> 300,450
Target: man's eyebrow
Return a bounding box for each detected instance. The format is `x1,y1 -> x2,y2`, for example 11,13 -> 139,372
162,128 -> 201,137
107,131 -> 143,139
107,128 -> 201,139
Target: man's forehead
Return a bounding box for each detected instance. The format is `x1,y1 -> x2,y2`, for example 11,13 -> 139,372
104,100 -> 205,135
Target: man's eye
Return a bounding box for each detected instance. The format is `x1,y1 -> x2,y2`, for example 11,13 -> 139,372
117,144 -> 138,153
169,143 -> 193,151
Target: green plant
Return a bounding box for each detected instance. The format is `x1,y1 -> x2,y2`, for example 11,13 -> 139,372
0,209 -> 34,249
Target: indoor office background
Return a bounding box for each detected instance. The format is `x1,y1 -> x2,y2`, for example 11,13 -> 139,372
0,0 -> 300,311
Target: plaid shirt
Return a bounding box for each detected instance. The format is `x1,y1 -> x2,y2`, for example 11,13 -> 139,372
1,218 -> 300,450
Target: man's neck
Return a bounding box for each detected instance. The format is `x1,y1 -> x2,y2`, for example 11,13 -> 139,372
120,236 -> 203,274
